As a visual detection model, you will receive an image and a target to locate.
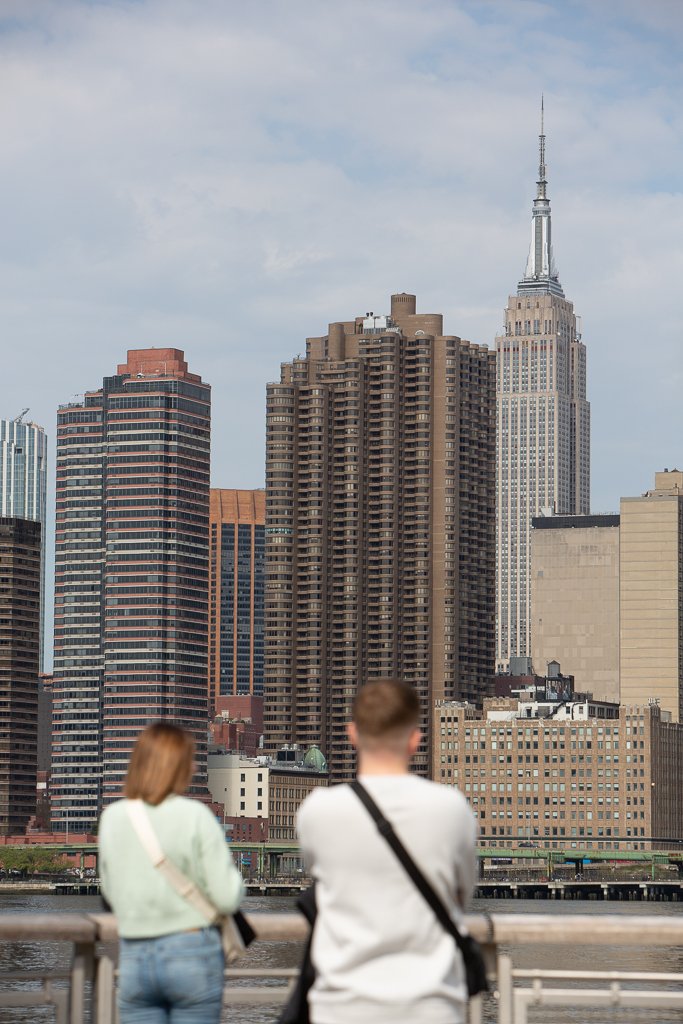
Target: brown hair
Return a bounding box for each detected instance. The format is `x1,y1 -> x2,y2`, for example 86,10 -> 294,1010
352,679 -> 420,738
124,722 -> 195,806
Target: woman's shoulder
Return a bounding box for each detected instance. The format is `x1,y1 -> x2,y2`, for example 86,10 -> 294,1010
100,794 -> 217,830
155,795 -> 219,827
99,797 -> 128,825
98,798 -> 129,847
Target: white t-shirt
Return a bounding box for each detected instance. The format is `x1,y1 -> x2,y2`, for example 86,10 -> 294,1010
297,774 -> 477,1024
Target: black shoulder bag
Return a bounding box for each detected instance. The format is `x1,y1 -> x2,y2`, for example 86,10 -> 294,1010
278,883 -> 317,1024
350,779 -> 489,998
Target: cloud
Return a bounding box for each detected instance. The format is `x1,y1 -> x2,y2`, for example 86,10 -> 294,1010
0,0 -> 681,638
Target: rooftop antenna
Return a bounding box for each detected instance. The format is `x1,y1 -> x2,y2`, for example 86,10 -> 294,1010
537,94 -> 547,200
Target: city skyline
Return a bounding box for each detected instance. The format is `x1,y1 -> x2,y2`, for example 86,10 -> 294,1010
0,2 -> 680,568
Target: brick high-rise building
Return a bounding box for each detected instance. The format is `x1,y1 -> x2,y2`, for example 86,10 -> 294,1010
496,106 -> 590,667
265,293 -> 496,780
209,489 -> 265,711
51,349 -> 210,831
0,517 -> 41,834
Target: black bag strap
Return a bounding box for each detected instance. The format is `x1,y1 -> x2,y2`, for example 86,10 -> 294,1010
349,779 -> 468,957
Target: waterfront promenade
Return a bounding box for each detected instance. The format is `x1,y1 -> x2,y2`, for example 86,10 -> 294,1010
3,877 -> 683,902
1,909 -> 683,1023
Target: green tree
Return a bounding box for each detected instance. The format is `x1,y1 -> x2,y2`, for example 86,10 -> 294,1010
0,847 -> 71,876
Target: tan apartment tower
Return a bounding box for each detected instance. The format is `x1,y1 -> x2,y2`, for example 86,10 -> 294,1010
209,489 -> 265,711
264,293 -> 496,780
620,470 -> 683,721
496,105 -> 590,666
531,513 -> 620,703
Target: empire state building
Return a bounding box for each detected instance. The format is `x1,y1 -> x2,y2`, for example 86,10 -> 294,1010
496,108 -> 590,666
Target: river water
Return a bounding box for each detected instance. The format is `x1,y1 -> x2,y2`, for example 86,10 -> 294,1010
1,893 -> 682,1023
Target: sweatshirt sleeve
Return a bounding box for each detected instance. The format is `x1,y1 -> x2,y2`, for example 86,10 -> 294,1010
454,799 -> 478,909
195,808 -> 245,915
296,789 -> 320,873
97,809 -> 111,903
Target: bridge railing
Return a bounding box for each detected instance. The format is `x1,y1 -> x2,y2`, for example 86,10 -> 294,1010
1,912 -> 683,1023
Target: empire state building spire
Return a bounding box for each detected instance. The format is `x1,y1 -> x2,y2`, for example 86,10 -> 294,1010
519,97 -> 564,298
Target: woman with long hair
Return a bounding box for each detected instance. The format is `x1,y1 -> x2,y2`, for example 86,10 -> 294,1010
99,722 -> 244,1023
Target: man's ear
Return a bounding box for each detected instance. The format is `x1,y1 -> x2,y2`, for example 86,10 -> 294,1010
347,721 -> 359,748
407,727 -> 422,756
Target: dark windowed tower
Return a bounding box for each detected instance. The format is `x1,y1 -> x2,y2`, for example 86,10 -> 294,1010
51,349 -> 211,831
0,517 -> 40,834
264,294 -> 496,780
208,489 -> 265,712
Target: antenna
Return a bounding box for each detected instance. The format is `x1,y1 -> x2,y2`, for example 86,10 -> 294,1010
541,93 -> 544,136
537,94 -> 547,197
13,408 -> 29,423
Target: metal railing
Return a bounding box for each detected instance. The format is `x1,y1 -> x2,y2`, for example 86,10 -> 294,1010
1,912 -> 683,1022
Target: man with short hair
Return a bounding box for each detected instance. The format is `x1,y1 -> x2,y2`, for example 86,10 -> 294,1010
297,678 -> 477,1024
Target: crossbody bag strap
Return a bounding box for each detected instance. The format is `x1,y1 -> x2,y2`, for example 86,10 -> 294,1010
125,799 -> 218,925
349,780 -> 468,957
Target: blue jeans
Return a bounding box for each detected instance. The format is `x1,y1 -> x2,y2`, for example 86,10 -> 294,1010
118,928 -> 225,1024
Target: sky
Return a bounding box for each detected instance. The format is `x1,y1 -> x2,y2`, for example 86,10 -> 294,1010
1,0 -> 681,539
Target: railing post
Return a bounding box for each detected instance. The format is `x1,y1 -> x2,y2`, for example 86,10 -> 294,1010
94,952 -> 116,1024
497,953 -> 514,1024
70,940 -> 95,1024
468,993 -> 483,1024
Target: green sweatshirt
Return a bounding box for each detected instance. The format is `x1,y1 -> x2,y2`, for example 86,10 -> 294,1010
99,794 -> 245,938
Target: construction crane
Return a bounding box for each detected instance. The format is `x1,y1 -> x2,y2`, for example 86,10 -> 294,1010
13,408 -> 29,423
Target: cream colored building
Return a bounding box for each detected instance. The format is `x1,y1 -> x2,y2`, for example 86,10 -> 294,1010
435,696 -> 683,851
531,514 -> 620,702
207,752 -> 269,819
207,746 -> 328,839
620,470 -> 683,722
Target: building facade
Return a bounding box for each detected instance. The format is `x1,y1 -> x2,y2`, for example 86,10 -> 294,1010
531,514 -> 620,702
51,348 -> 211,831
265,293 -> 496,780
496,111 -> 590,667
0,417 -> 47,523
206,745 -> 328,843
210,694 -> 263,758
620,470 -> 683,722
0,416 -> 48,667
0,517 -> 41,834
209,489 -> 265,710
266,757 -> 327,843
207,752 -> 269,819
435,696 -> 683,850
